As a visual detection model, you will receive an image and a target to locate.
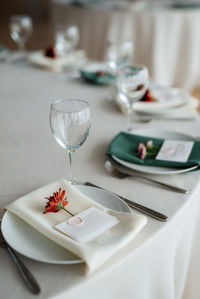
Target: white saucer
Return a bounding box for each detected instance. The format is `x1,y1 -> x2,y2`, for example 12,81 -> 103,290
113,128 -> 198,175
133,88 -> 190,113
1,185 -> 131,265
115,86 -> 198,116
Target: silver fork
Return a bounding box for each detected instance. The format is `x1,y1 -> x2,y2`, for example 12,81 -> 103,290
0,221 -> 41,295
105,158 -> 189,194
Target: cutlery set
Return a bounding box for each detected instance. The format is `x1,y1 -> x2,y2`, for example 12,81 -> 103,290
84,157 -> 190,222
0,221 -> 40,295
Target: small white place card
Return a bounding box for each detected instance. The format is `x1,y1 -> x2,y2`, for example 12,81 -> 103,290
55,207 -> 119,244
156,139 -> 194,163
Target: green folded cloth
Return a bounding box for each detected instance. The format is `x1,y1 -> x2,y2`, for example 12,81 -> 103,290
172,3 -> 200,9
106,132 -> 200,169
80,70 -> 115,85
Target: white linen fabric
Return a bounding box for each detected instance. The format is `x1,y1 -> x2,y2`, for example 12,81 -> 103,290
4,179 -> 147,275
51,3 -> 200,90
28,49 -> 86,72
1,63 -> 200,298
115,88 -> 199,115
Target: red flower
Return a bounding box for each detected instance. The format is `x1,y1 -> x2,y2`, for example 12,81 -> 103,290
43,188 -> 68,214
45,46 -> 57,59
96,70 -> 105,77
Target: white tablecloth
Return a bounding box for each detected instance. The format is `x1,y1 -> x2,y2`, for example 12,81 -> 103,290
50,2 -> 200,91
1,62 -> 200,298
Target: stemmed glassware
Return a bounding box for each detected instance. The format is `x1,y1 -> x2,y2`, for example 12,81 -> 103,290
54,24 -> 80,79
55,24 -> 80,57
116,65 -> 149,131
105,40 -> 134,75
105,40 -> 134,101
50,99 -> 91,184
9,15 -> 33,54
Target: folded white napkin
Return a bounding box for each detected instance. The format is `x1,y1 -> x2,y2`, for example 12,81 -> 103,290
28,50 -> 87,72
116,88 -> 199,116
4,179 -> 147,275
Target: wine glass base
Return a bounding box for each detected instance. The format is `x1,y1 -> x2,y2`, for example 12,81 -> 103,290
106,93 -> 115,102
9,51 -> 29,65
68,178 -> 82,185
58,70 -> 81,81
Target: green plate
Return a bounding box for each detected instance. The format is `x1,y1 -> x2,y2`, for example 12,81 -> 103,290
80,63 -> 115,85
81,70 -> 115,85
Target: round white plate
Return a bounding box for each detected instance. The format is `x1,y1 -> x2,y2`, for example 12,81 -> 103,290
116,87 -> 193,116
113,128 -> 198,175
81,62 -> 109,73
133,88 -> 189,113
1,185 -> 131,265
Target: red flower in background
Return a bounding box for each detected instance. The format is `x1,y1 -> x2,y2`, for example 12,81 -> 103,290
43,188 -> 68,214
45,46 -> 57,59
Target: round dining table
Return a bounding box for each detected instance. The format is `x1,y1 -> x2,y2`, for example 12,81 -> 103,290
51,0 -> 200,91
1,58 -> 200,299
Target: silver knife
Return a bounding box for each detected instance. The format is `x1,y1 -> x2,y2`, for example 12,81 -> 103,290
84,181 -> 168,222
108,157 -> 189,194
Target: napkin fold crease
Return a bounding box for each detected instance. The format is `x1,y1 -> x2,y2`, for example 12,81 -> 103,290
4,179 -> 147,275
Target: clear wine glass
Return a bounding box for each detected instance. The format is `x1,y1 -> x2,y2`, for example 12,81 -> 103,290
116,65 -> 149,131
55,24 -> 80,57
105,40 -> 134,102
9,15 -> 33,53
105,40 -> 134,75
55,24 -> 80,79
50,99 -> 91,184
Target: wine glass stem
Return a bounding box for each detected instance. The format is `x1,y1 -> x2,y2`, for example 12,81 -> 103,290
127,109 -> 132,132
67,149 -> 76,184
18,42 -> 25,52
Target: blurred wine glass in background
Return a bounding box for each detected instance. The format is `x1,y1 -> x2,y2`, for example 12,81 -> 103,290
10,15 -> 33,53
105,40 -> 134,75
117,65 -> 149,131
105,39 -> 134,101
54,24 -> 80,79
55,24 -> 80,57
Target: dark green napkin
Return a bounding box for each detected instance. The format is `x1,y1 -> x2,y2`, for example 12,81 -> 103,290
172,3 -> 200,9
106,132 -> 200,169
80,70 -> 115,85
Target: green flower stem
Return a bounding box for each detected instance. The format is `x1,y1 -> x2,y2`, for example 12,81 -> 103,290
148,148 -> 160,152
60,207 -> 74,217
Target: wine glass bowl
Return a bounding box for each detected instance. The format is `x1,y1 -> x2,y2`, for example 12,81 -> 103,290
105,40 -> 134,74
116,65 -> 149,131
50,99 -> 91,184
55,25 -> 80,57
9,15 -> 33,51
